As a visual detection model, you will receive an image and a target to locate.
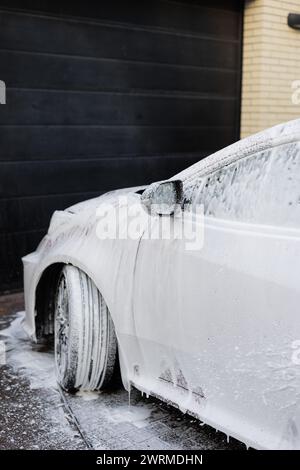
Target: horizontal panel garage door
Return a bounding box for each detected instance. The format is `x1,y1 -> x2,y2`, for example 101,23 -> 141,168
0,0 -> 243,291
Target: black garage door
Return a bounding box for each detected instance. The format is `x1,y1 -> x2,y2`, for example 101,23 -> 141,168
0,0 -> 243,291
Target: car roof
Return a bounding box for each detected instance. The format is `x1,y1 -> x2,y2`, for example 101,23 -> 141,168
174,118 -> 300,186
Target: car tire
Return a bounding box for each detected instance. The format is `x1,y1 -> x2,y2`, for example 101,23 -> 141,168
54,265 -> 118,392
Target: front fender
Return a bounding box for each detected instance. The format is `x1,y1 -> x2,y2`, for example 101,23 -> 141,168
22,189 -> 145,348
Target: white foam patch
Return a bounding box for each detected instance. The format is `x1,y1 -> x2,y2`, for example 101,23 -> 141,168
1,312 -> 57,390
75,390 -> 101,401
105,405 -> 152,428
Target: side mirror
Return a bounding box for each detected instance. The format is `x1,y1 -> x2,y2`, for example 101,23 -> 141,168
141,180 -> 183,216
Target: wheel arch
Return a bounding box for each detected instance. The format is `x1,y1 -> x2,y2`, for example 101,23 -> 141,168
34,259 -> 116,342
35,262 -> 64,341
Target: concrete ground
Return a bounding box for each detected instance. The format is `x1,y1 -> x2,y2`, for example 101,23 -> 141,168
0,292 -> 245,450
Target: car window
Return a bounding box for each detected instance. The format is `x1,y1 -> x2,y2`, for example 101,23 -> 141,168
191,141 -> 300,228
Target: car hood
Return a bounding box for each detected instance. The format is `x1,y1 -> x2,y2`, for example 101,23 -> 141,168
46,185 -> 146,237
66,186 -> 146,215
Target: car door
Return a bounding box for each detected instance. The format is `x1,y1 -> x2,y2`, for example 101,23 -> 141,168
132,140 -> 300,449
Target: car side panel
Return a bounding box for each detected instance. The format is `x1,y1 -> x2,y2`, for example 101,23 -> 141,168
132,217 -> 300,449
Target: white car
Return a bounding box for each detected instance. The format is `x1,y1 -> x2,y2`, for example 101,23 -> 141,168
23,119 -> 300,450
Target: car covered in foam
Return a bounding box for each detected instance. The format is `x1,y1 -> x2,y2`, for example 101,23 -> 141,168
23,119 -> 300,449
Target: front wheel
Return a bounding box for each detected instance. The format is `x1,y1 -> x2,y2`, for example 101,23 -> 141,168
54,265 -> 118,392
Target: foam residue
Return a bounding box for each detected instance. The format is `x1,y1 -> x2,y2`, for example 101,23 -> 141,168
1,312 -> 57,390
1,313 -> 152,431
104,405 -> 152,428
75,390 -> 101,401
